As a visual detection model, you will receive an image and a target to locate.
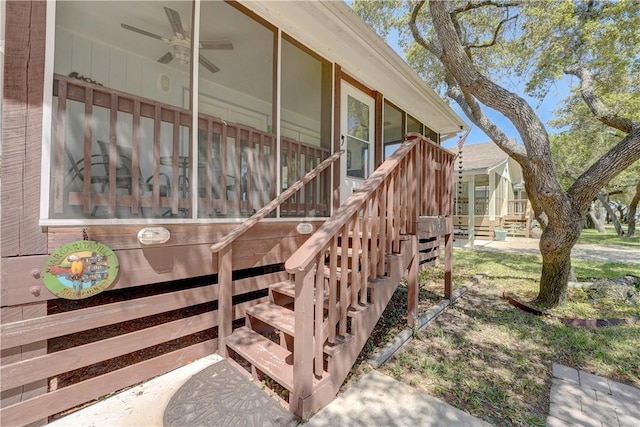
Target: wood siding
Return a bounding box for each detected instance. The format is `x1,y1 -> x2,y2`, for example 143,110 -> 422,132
1,0 -> 48,257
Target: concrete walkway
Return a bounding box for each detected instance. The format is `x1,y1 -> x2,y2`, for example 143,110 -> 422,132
306,370 -> 491,427
47,355 -> 224,427
548,364 -> 640,427
47,357 -> 640,427
454,236 -> 640,265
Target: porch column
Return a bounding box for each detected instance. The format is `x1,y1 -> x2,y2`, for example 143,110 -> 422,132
488,171 -> 496,221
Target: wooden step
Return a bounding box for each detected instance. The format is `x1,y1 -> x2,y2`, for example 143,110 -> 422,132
269,281 -> 296,307
270,281 -> 296,299
323,265 -> 353,282
323,333 -> 354,357
246,302 -> 295,336
271,279 -> 331,300
332,246 -> 363,258
270,270 -> 352,295
366,276 -> 387,303
225,326 -> 294,391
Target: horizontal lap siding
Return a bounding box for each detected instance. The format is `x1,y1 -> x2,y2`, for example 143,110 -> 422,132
0,270 -> 286,425
2,221 -> 324,307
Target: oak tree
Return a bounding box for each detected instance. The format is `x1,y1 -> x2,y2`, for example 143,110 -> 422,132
353,0 -> 640,306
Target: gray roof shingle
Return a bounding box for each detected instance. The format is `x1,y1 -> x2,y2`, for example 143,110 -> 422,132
453,142 -> 508,171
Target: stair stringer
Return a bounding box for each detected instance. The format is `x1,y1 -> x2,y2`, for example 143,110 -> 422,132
297,241 -> 411,418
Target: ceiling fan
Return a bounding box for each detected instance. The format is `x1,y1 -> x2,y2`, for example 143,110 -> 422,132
121,7 -> 233,73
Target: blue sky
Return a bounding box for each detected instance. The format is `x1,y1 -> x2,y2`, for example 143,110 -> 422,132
442,78 -> 573,149
373,17 -> 574,150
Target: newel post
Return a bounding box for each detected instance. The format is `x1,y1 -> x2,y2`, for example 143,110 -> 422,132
217,245 -> 233,357
291,263 -> 316,417
407,235 -> 419,327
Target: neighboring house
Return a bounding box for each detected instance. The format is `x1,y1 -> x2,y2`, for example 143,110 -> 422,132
1,1 -> 467,423
452,142 -> 532,239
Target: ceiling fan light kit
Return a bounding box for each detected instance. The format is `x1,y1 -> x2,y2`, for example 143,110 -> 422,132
120,6 -> 233,74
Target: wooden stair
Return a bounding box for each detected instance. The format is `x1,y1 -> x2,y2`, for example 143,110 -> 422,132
215,134 -> 455,419
224,235 -> 406,418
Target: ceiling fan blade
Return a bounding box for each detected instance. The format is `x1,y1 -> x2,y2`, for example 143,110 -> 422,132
164,7 -> 186,39
199,55 -> 220,73
158,52 -> 173,64
200,40 -> 234,50
121,23 -> 170,42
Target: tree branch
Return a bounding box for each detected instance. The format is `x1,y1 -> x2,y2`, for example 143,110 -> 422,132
565,64 -> 634,134
428,1 -> 550,153
445,80 -> 527,160
466,14 -> 519,49
410,0 -> 525,163
451,1 -> 521,15
569,125 -> 640,210
409,1 -> 441,57
428,0 -> 573,227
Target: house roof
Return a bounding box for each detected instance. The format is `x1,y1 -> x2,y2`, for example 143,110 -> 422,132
456,142 -> 509,171
242,1 -> 468,139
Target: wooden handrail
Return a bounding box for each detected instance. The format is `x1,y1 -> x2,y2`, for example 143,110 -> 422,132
285,133 -> 443,274
210,149 -> 343,254
286,132 -> 455,414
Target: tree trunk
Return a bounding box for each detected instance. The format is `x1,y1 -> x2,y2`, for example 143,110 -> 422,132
616,204 -> 626,223
628,182 -> 640,237
596,190 -> 624,235
536,224 -> 581,307
588,202 -> 606,232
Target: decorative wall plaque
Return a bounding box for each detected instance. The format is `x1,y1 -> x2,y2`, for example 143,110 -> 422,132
42,240 -> 120,299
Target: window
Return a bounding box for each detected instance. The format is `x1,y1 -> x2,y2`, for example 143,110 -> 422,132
407,115 -> 422,134
383,101 -> 403,159
279,36 -> 332,217
197,1 -> 276,218
46,1 -> 279,221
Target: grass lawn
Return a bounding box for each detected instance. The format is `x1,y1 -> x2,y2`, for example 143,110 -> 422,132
349,247 -> 640,427
578,226 -> 640,247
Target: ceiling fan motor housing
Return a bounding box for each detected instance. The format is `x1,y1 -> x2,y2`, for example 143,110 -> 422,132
171,39 -> 190,64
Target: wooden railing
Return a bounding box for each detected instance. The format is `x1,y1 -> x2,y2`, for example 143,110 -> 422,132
196,115 -> 277,217
53,74 -> 186,217
455,198 -> 529,217
454,197 -> 489,215
284,133 -> 454,409
51,74 -> 329,219
506,199 -> 529,216
210,150 -> 343,354
280,138 -> 332,217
